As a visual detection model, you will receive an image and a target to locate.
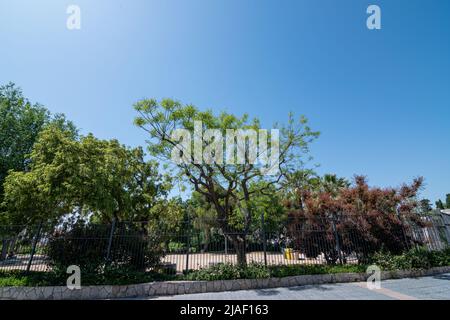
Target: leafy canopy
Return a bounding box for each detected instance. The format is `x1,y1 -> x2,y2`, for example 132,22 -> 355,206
2,126 -> 171,225
0,83 -> 77,202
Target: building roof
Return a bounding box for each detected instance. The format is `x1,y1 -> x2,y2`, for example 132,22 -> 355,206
441,209 -> 450,215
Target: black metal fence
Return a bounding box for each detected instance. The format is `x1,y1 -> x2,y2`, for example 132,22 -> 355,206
1,212 -> 449,274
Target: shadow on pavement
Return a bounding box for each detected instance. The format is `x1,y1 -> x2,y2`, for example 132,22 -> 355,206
432,273 -> 450,281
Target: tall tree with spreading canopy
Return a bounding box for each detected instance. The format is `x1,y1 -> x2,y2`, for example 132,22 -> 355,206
2,126 -> 171,226
134,98 -> 319,265
0,83 -> 77,205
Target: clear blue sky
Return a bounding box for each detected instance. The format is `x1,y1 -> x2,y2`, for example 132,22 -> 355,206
1,0 -> 449,203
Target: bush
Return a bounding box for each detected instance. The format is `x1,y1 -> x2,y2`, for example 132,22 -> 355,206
79,266 -> 177,285
167,241 -> 185,252
0,270 -> 64,287
46,223 -> 109,275
370,246 -> 450,270
183,263 -> 367,281
269,264 -> 366,278
184,263 -> 270,281
0,269 -> 177,287
429,247 -> 450,267
46,222 -> 164,276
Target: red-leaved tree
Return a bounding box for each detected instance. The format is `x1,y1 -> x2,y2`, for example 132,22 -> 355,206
285,176 -> 426,264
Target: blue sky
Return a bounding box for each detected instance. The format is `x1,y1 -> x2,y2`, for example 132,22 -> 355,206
1,0 -> 449,203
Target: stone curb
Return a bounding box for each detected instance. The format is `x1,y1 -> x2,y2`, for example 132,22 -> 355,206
1,266 -> 449,300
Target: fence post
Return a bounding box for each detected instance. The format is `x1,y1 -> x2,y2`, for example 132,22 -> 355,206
106,218 -> 116,264
261,212 -> 268,267
331,218 -> 343,265
0,239 -> 10,261
185,216 -> 191,274
224,235 -> 228,255
26,222 -> 43,273
401,221 -> 412,250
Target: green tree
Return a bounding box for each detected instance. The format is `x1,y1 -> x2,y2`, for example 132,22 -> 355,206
134,98 -> 319,265
420,199 -> 433,213
435,194 -> 450,210
283,171 -> 349,210
0,83 -> 76,203
188,192 -> 218,252
2,126 -> 170,225
319,174 -> 350,196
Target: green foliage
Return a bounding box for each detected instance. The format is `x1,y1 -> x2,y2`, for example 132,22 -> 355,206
370,246 -> 450,270
134,98 -> 319,265
435,194 -> 450,210
0,269 -> 176,287
183,263 -> 368,281
0,271 -> 65,287
419,199 -> 433,213
46,222 -> 165,274
269,264 -> 367,278
247,182 -> 287,234
168,241 -> 185,252
0,83 -> 77,204
183,263 -> 271,281
149,197 -> 186,233
2,126 -> 171,224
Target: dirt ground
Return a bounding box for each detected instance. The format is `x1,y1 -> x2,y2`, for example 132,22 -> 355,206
0,252 -> 324,272
162,252 -> 327,272
1,252 -> 353,273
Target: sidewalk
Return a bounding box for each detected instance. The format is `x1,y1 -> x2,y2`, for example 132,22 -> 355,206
143,273 -> 450,300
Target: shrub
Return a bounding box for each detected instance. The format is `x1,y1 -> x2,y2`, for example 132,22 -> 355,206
0,270 -> 64,286
287,176 -> 426,264
183,263 -> 366,281
0,269 -> 177,287
184,263 -> 270,281
46,222 -> 164,276
269,264 -> 366,278
167,241 -> 185,252
429,247 -> 450,267
108,224 -> 165,271
46,223 -> 109,275
370,246 -> 450,270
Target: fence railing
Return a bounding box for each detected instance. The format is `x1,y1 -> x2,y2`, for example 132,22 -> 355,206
1,213 -> 449,274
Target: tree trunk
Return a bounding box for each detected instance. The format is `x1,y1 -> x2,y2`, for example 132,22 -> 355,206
229,235 -> 247,267
203,230 -> 210,252
0,239 -> 10,261
8,236 -> 17,258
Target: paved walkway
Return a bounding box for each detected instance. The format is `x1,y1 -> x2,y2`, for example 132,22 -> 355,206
143,273 -> 450,300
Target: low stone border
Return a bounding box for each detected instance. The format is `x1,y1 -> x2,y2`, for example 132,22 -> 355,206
1,266 -> 449,300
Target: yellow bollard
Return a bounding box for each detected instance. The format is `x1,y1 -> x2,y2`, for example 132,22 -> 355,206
284,248 -> 293,260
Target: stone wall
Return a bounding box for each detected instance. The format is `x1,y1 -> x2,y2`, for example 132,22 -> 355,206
1,266 -> 449,300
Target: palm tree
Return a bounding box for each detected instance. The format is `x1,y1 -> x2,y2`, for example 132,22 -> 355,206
319,174 -> 350,198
